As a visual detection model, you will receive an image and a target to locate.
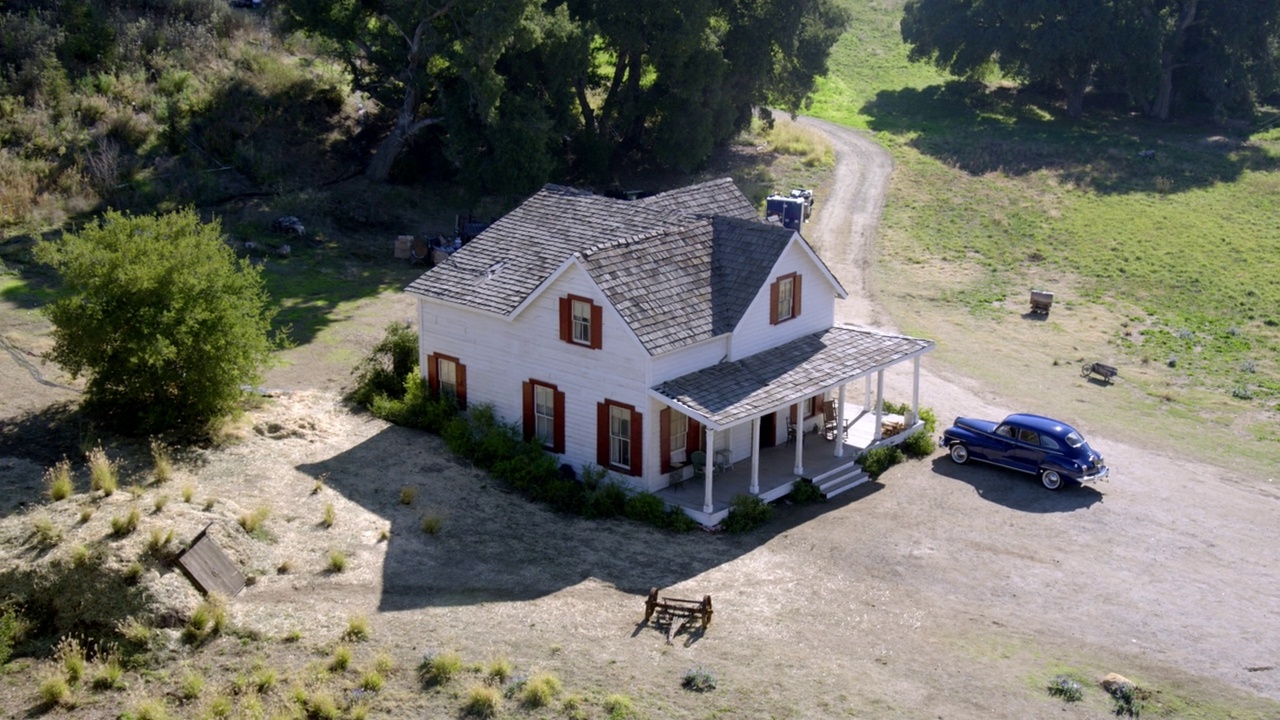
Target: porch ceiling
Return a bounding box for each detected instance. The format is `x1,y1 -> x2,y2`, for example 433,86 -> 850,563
650,325 -> 933,429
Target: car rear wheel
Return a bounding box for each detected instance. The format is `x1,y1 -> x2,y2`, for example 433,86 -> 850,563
949,444 -> 969,464
1040,469 -> 1063,490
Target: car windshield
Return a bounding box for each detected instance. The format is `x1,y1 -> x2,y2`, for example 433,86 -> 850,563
1063,431 -> 1084,448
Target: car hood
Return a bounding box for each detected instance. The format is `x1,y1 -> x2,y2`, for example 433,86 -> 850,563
953,417 -> 1000,434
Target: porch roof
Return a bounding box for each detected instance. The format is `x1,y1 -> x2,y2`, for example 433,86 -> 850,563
650,325 -> 933,430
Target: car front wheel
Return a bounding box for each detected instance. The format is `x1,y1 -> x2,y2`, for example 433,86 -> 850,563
1040,469 -> 1063,490
949,444 -> 969,464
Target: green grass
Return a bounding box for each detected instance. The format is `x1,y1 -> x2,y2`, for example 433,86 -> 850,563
805,0 -> 1280,476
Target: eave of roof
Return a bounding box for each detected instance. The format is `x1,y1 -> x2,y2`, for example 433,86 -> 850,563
650,325 -> 935,430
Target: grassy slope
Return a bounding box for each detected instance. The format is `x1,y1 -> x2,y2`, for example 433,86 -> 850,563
809,0 -> 1280,474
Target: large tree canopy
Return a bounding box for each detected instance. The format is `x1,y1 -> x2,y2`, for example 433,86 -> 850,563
282,0 -> 849,190
33,209 -> 278,436
901,0 -> 1280,120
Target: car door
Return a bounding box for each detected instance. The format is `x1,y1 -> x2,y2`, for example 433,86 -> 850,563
1004,427 -> 1048,473
973,422 -> 1018,464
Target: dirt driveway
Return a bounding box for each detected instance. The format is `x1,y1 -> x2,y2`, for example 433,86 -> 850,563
1,121 -> 1278,719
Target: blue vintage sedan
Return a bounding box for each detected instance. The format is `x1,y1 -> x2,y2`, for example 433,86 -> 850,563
938,413 -> 1109,490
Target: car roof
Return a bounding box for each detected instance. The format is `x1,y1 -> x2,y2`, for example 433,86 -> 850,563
1003,413 -> 1079,436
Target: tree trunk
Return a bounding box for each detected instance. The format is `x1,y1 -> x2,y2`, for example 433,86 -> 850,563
366,84 -> 422,182
1056,64 -> 1091,120
1151,0 -> 1199,120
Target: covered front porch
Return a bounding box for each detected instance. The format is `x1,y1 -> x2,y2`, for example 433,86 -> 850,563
654,404 -> 919,527
650,325 -> 935,528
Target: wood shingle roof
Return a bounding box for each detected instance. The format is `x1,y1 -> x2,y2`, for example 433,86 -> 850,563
651,326 -> 935,429
404,178 -> 758,318
578,217 -> 794,355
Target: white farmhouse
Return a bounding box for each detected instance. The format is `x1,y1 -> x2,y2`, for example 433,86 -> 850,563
407,178 -> 934,526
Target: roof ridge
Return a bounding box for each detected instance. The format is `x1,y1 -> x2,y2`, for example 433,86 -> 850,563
576,219 -> 710,259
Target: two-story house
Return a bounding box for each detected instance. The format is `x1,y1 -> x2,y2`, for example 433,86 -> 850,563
406,178 -> 934,526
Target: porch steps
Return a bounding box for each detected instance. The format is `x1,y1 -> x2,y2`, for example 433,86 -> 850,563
810,461 -> 870,499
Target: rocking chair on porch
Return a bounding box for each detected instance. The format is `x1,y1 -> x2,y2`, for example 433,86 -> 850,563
690,451 -> 708,481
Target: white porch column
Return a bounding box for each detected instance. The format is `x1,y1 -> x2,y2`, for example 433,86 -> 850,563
910,356 -> 922,427
873,370 -> 885,441
864,375 -> 872,408
749,418 -> 761,495
793,404 -> 805,475
703,426 -> 716,513
835,384 -> 847,458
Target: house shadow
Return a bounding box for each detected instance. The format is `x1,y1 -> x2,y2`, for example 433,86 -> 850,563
860,81 -> 1278,196
298,424 -> 825,612
929,456 -> 1103,513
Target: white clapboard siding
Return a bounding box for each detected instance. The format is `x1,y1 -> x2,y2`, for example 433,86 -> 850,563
730,242 -> 837,361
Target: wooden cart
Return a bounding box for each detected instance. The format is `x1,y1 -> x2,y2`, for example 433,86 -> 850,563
643,587 -> 713,644
1082,362 -> 1117,383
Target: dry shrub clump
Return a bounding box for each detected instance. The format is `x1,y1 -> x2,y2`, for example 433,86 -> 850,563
88,446 -> 118,495
150,439 -> 174,483
46,459 -> 75,501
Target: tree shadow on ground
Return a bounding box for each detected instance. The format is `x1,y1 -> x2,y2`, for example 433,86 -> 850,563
0,402 -> 86,517
861,81 -> 1279,196
929,456 -> 1103,512
298,424 -> 845,611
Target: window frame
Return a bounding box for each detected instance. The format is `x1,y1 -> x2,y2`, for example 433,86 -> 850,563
769,272 -> 802,325
425,352 -> 466,408
522,379 -> 565,453
559,294 -> 603,349
597,399 -> 642,476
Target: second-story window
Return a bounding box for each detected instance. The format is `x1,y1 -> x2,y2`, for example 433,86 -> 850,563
560,294 -> 602,349
770,272 -> 802,325
572,299 -> 592,345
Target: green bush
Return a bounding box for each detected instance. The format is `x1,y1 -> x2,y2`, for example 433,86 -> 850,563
583,481 -> 628,519
34,209 -> 278,436
441,416 -> 476,458
720,494 -> 773,533
350,321 -> 419,406
662,507 -> 699,532
624,493 -> 667,525
0,608 -> 22,667
789,479 -> 825,504
858,445 -> 904,479
491,446 -> 561,492
901,430 -> 936,459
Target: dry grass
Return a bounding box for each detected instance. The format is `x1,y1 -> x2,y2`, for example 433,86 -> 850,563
45,459 -> 74,501
463,683 -> 502,717
88,446 -> 118,495
110,508 -> 140,537
150,439 -> 173,483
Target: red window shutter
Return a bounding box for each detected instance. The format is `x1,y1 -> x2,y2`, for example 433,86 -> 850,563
629,409 -> 643,476
456,362 -> 467,409
552,389 -> 565,453
559,297 -> 571,343
686,418 -> 702,454
793,274 -> 802,317
769,279 -> 779,325
590,303 -> 603,349
596,402 -> 609,468
659,408 -> 672,474
522,381 -> 534,442
426,353 -> 439,394
790,405 -> 798,425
